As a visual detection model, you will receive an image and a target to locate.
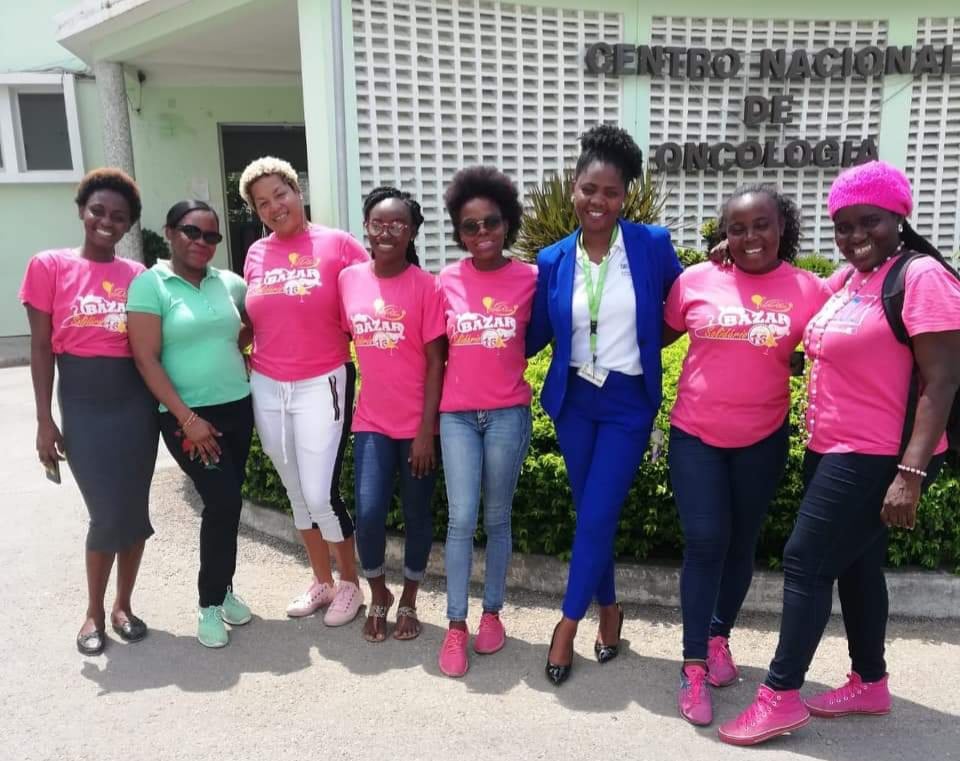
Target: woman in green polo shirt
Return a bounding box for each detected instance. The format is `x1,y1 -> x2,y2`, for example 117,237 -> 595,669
126,200 -> 254,649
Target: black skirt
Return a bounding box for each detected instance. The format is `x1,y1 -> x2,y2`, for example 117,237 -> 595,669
57,354 -> 159,552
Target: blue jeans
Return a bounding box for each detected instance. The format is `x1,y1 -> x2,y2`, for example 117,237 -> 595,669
440,406 -> 532,621
353,432 -> 437,581
668,421 -> 789,660
554,370 -> 656,620
766,450 -> 945,690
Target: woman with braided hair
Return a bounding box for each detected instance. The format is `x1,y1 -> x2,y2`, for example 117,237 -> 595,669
527,125 -> 682,685
339,186 -> 447,642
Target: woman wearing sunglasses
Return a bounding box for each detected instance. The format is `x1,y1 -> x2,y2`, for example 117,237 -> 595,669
127,200 -> 254,649
436,166 -> 537,677
339,186 -> 446,642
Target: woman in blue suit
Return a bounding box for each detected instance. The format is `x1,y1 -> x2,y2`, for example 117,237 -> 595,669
527,125 -> 682,685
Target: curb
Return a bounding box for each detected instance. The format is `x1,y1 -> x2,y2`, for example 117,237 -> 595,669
239,498 -> 960,620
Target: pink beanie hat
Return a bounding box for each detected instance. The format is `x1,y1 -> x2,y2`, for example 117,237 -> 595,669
827,160 -> 913,219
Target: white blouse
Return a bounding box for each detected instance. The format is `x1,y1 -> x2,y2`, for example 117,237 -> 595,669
570,225 -> 642,375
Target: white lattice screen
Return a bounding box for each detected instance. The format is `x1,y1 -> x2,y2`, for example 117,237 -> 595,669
351,0 -> 623,270
906,18 -> 960,256
649,17 -> 888,256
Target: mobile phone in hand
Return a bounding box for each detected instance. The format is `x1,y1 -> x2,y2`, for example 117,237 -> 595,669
44,460 -> 61,485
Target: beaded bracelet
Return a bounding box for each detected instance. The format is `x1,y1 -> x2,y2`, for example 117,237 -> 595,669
897,464 -> 927,478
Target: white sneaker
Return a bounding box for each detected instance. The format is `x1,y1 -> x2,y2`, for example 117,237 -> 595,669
286,579 -> 336,618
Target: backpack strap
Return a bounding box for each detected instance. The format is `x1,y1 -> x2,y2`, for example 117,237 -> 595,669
880,253 -> 928,456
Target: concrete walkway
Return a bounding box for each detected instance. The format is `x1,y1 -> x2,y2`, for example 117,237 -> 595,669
2,365 -> 958,761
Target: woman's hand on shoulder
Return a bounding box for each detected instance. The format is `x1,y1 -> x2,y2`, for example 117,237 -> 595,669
708,240 -> 731,267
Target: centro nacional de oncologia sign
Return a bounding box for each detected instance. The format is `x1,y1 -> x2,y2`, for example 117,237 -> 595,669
584,42 -> 959,172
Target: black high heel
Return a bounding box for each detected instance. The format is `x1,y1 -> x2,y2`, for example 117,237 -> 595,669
594,603 -> 624,664
545,621 -> 574,686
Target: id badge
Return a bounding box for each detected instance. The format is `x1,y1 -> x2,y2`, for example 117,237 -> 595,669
577,363 -> 609,387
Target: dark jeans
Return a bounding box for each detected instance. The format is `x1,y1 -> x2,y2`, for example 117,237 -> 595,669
669,421 -> 789,660
766,449 -> 945,691
353,431 -> 438,581
160,396 -> 254,607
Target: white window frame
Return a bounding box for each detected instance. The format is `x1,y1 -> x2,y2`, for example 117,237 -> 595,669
0,72 -> 84,184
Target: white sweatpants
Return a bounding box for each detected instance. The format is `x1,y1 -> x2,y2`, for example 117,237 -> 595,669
250,365 -> 355,540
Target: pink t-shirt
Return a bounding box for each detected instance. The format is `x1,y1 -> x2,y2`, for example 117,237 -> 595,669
439,258 -> 538,413
665,261 -> 830,447
805,254 -> 960,455
18,249 -> 145,358
244,225 -> 369,381
339,263 -> 446,439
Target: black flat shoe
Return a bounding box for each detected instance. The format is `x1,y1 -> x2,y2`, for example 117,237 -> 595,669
112,615 -> 148,643
76,629 -> 106,656
594,603 -> 624,664
545,621 -> 573,686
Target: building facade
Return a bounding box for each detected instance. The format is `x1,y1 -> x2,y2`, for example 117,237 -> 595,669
1,0 -> 957,336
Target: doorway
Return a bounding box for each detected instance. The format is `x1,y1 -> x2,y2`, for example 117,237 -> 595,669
218,124 -> 309,274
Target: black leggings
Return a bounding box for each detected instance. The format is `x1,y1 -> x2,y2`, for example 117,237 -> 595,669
160,396 -> 254,607
766,449 -> 944,691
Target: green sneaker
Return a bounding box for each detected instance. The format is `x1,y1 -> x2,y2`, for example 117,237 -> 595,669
219,587 -> 252,626
197,606 -> 228,648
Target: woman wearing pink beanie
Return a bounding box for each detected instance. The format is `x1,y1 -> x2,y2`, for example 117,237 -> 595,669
720,160 -> 960,746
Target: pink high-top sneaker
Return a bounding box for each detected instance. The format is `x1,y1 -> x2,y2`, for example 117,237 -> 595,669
678,664 -> 713,726
805,672 -> 891,718
718,684 -> 810,746
706,635 -> 739,687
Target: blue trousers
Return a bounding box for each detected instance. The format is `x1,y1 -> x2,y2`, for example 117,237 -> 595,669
668,421 -> 789,660
766,450 -> 945,691
353,432 -> 437,581
554,370 -> 656,620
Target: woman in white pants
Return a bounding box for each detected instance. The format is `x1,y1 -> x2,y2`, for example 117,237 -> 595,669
240,156 -> 367,626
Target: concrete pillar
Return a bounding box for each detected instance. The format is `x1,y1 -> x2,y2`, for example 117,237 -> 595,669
93,60 -> 144,262
297,0 -> 348,228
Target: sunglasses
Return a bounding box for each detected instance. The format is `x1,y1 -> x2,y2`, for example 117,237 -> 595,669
364,220 -> 410,237
459,214 -> 504,237
177,224 -> 223,245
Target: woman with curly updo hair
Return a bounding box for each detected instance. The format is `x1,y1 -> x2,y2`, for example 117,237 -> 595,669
662,186 -> 830,726
240,156 -> 368,627
526,125 -> 682,686
19,168 -> 159,656
435,166 -> 537,677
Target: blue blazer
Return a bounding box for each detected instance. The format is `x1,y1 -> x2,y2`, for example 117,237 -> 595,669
525,220 -> 682,422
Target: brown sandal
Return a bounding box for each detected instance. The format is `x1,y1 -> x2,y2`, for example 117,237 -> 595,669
393,605 -> 421,641
362,592 -> 394,643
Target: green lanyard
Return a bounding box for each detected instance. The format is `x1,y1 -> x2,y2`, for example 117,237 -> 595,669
576,225 -> 619,363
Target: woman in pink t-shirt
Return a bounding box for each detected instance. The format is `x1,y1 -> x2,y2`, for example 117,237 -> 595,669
435,167 -> 537,677
339,187 -> 447,642
19,168 -> 159,656
240,157 -> 368,627
663,187 -> 830,726
721,162 -> 960,746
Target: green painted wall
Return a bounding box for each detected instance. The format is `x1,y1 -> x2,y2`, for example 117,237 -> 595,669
0,0 -> 86,73
128,84 -> 304,244
0,81 -> 104,336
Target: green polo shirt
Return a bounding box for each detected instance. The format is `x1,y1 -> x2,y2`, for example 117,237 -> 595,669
127,261 -> 249,410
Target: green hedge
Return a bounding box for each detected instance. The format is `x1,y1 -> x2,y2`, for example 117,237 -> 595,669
242,341 -> 960,572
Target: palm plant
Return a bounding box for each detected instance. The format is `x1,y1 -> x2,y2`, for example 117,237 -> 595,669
513,168 -> 669,261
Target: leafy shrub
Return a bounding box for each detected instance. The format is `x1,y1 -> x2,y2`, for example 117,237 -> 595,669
513,168 -> 668,262
699,218 -> 722,251
142,228 -> 170,268
794,253 -> 838,277
676,247 -> 706,269
242,341 -> 960,572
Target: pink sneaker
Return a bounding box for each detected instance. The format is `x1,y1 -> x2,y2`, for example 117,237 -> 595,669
438,627 -> 469,677
718,684 -> 810,746
474,612 -> 506,655
286,579 -> 336,618
707,635 -> 739,687
678,664 -> 713,726
323,581 -> 363,627
805,672 -> 891,718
